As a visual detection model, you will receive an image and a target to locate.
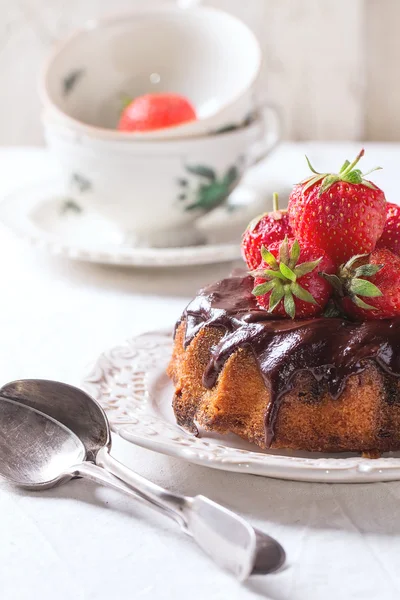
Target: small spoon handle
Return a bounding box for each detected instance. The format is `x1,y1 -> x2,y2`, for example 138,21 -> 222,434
75,455 -> 284,579
94,449 -> 264,580
96,447 -> 190,527
75,461 -> 187,528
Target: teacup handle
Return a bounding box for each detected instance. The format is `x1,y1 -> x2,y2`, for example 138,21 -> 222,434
248,103 -> 281,167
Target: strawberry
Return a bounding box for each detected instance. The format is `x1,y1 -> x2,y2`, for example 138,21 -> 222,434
252,237 -> 335,318
376,202 -> 400,256
288,149 -> 386,267
323,248 -> 400,320
118,93 -> 197,132
242,193 -> 292,270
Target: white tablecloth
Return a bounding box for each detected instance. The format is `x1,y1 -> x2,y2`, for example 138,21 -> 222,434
1,143 -> 400,600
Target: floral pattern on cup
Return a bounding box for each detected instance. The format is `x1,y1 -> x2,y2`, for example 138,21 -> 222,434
178,162 -> 242,214
62,69 -> 85,96
70,172 -> 91,193
60,199 -> 82,215
60,172 -> 91,215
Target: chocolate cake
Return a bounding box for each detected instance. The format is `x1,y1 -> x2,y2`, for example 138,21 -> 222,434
167,274 -> 400,454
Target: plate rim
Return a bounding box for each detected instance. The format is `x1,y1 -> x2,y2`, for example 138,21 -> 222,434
0,179 -> 254,267
82,328 -> 400,483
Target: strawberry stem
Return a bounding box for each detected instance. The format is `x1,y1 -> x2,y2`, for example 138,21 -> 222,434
300,148 -> 381,196
341,148 -> 365,176
272,192 -> 279,212
339,160 -> 350,174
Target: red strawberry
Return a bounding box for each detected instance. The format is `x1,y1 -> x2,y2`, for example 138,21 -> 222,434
288,149 -> 386,267
252,237 -> 335,318
324,248 -> 400,320
242,193 -> 292,270
118,93 -> 197,132
376,202 -> 400,256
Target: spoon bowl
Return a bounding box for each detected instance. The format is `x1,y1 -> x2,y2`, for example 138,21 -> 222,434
0,378 -> 109,461
0,397 -> 85,488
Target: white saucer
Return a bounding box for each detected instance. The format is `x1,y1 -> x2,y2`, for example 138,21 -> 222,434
0,180 -> 266,267
83,329 -> 400,483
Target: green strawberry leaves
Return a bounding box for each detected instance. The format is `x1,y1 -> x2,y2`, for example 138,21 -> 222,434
302,174 -> 325,193
352,296 -> 379,310
354,264 -> 382,278
279,262 -> 296,281
270,284 -> 285,312
294,259 -> 322,277
252,281 -> 276,296
252,237 -> 323,318
261,246 -> 278,268
341,254 -> 384,310
291,282 -> 318,305
279,236 -> 290,264
305,155 -> 319,175
318,175 -> 340,195
322,253 -> 384,312
289,239 -> 301,267
262,269 -> 287,281
284,288 -> 296,319
300,149 -> 382,196
344,169 -> 363,184
349,278 -> 382,298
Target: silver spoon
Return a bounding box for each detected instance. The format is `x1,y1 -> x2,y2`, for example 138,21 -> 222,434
0,379 -> 285,579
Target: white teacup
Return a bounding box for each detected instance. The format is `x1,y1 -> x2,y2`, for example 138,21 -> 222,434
41,6 -> 262,140
44,107 -> 280,247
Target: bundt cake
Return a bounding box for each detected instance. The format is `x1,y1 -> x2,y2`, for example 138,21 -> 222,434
168,150 -> 400,455
167,274 -> 400,454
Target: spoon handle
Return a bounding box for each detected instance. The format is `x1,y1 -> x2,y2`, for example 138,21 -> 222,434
96,447 -> 190,527
94,448 -> 264,580
75,461 -> 187,528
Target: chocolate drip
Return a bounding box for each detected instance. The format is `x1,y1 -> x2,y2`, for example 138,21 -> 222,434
178,275 -> 400,446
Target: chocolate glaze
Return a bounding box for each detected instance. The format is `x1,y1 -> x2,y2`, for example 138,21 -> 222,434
177,275 -> 400,446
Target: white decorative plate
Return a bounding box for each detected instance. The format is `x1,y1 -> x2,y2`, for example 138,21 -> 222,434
0,180 -> 265,267
83,329 -> 400,483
